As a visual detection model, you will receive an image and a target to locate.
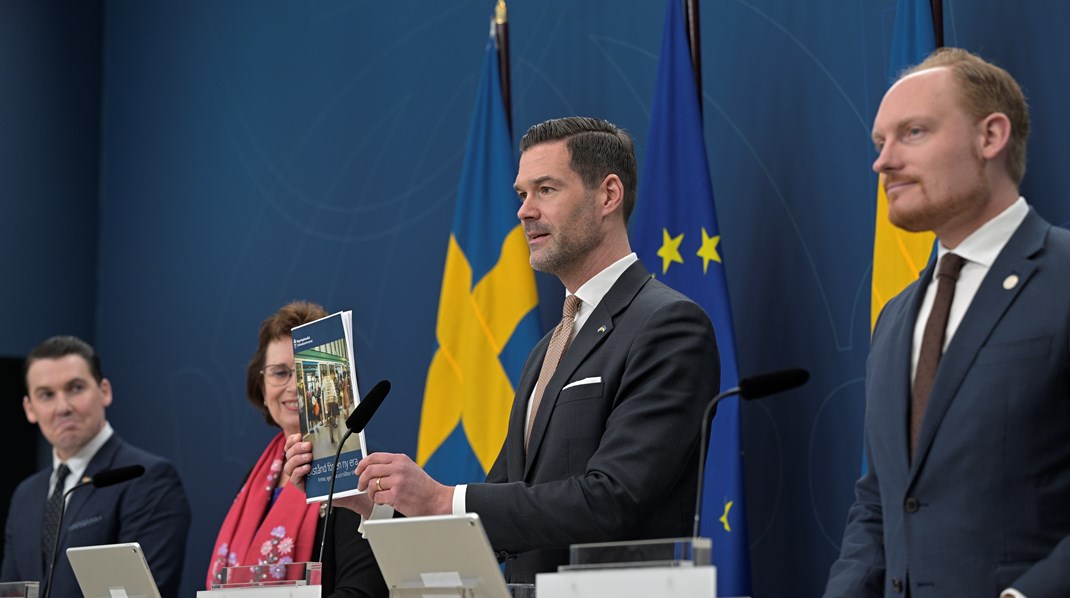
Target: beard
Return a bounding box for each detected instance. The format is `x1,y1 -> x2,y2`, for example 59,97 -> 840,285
528,197 -> 601,275
887,155 -> 989,234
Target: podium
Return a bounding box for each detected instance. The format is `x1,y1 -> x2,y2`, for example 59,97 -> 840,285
196,562 -> 322,598
363,514 -> 511,598
536,538 -> 717,598
0,582 -> 38,598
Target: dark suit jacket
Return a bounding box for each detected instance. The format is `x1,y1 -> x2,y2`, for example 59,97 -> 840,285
466,260 -> 720,583
825,210 -> 1070,597
1,433 -> 191,598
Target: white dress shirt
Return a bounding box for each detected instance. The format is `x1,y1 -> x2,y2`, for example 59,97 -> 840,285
50,421 -> 114,504
910,197 -> 1029,382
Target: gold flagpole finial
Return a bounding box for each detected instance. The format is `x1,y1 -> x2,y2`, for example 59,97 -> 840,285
495,0 -> 507,25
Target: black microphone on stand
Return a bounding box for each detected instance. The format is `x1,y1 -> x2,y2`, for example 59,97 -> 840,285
43,464 -> 146,598
319,380 -> 391,561
692,368 -> 809,539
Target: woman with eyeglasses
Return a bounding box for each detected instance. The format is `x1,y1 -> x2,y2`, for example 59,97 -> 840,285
206,301 -> 387,597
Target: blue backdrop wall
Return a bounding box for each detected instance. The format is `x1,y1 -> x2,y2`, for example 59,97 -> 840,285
3,1 -> 1069,597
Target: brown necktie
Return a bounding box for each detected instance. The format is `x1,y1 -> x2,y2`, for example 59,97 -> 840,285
911,252 -> 965,459
526,294 -> 582,449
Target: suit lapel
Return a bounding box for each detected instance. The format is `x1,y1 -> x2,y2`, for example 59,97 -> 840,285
26,470 -> 51,577
909,211 -> 1046,480
888,261 -> 934,473
62,435 -> 121,537
523,261 -> 650,477
507,336 -> 548,480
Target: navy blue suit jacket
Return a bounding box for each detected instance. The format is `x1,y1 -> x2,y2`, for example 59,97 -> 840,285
466,260 -> 720,583
1,433 -> 191,598
825,210 -> 1070,597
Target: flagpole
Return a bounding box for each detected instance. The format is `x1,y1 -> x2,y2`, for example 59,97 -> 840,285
930,0 -> 943,47
494,0 -> 512,132
685,0 -> 702,107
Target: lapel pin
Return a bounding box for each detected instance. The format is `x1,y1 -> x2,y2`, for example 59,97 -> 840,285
597,324 -> 606,333
1003,274 -> 1019,290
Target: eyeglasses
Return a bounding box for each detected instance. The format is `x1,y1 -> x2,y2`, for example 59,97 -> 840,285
261,365 -> 295,387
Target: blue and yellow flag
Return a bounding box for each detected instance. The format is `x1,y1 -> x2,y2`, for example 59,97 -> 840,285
416,22 -> 541,484
871,0 -> 937,331
631,1 -> 750,594
865,0 -> 938,474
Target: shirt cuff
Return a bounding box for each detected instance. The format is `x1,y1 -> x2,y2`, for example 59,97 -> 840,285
1002,588 -> 1027,598
357,503 -> 396,535
452,484 -> 467,515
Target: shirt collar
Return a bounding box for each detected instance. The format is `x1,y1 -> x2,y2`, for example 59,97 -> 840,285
572,253 -> 638,310
936,197 -> 1028,273
54,420 -> 113,478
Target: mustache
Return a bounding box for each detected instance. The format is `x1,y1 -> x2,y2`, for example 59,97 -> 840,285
524,223 -> 552,237
883,176 -> 916,187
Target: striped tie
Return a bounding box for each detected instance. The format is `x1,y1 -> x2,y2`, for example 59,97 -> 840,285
42,463 -> 71,570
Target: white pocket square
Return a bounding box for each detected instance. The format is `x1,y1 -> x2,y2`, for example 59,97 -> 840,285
562,376 -> 601,390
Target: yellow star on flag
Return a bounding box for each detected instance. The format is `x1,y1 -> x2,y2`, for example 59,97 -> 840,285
657,228 -> 684,274
696,227 -> 722,274
719,500 -> 734,532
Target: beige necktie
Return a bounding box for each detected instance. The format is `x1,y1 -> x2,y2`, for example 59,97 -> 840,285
526,294 -> 582,449
911,252 -> 965,460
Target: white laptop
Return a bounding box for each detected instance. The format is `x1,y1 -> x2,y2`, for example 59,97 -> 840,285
363,513 -> 510,598
66,542 -> 161,598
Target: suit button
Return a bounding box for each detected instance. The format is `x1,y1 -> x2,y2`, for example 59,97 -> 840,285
904,497 -> 919,513
891,578 -> 903,593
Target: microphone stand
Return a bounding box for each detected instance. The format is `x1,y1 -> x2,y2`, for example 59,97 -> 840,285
318,380 -> 391,561
692,386 -> 739,539
43,479 -> 92,598
319,426 -> 356,562
692,368 -> 809,539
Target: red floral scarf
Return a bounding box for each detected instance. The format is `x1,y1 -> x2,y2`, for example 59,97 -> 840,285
206,432 -> 319,588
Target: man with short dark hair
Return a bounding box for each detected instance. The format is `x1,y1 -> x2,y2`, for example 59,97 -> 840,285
824,48 -> 1070,598
288,116 -> 721,583
1,336 -> 191,598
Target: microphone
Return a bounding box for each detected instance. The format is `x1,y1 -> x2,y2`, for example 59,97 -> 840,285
43,464 -> 146,598
319,380 -> 391,560
737,368 -> 810,401
342,379 -> 390,437
691,368 -> 809,539
89,464 -> 145,488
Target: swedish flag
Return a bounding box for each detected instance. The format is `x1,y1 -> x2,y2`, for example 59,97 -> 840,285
416,22 -> 541,484
871,0 -> 938,331
866,0 -> 938,475
631,0 -> 750,595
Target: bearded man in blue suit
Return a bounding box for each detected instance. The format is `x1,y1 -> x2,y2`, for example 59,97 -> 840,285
824,49 -> 1070,598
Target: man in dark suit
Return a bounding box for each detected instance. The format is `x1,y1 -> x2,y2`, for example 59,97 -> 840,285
1,336 -> 191,597
824,48 -> 1070,598
287,116 -> 719,583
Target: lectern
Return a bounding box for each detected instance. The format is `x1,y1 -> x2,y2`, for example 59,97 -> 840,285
363,514 -> 510,598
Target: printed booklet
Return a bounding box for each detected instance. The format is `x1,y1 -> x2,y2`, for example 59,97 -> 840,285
291,310 -> 367,502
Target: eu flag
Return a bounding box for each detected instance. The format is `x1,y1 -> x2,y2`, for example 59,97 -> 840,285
416,22 -> 541,484
631,0 -> 750,594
